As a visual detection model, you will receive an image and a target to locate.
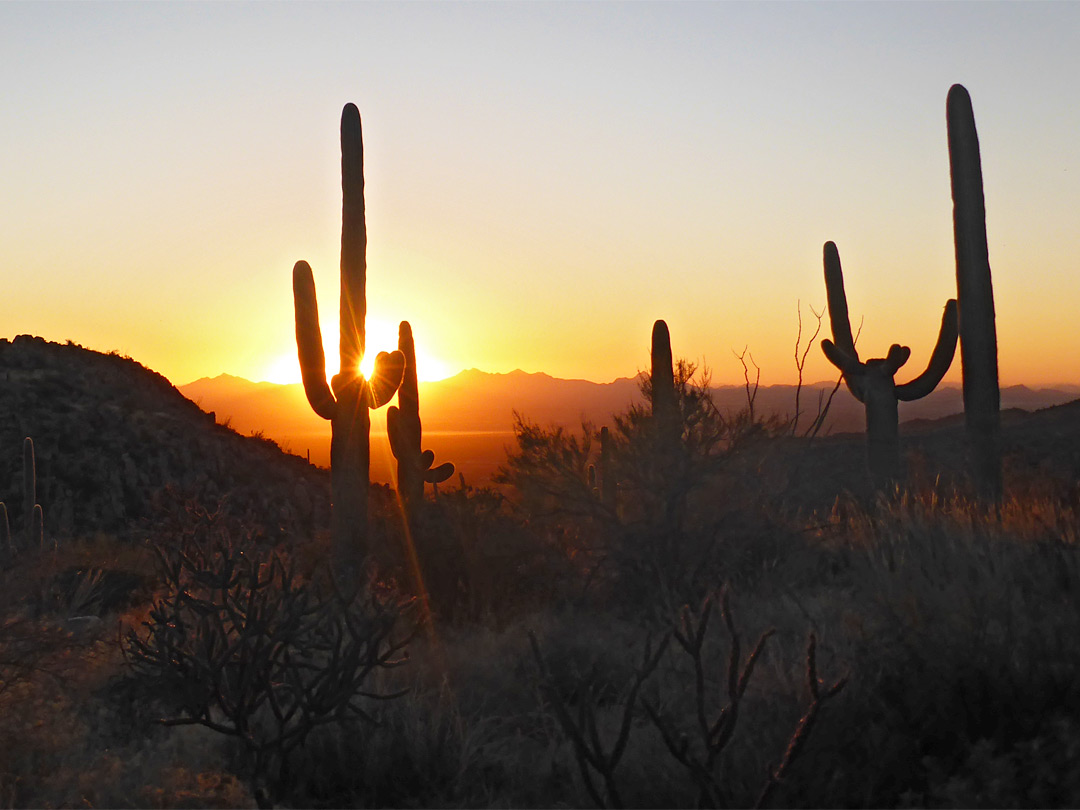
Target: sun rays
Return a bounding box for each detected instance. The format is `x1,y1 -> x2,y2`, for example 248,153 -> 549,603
262,317 -> 453,385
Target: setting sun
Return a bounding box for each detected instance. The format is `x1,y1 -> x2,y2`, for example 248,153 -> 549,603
262,317 -> 452,385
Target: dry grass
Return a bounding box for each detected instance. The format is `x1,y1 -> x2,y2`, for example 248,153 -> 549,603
0,472 -> 1079,807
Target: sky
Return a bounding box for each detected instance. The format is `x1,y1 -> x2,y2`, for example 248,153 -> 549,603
3,2 -> 1079,388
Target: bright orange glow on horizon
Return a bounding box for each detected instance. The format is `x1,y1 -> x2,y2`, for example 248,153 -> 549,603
261,317 -> 453,385
5,4 -> 1080,392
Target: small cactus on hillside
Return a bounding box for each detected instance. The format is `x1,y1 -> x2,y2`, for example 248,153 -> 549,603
387,321 -> 454,511
820,241 -> 958,485
292,104 -> 405,574
948,84 -> 1002,500
1,437 -> 46,557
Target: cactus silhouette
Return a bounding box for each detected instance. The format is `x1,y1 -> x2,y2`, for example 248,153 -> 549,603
820,241 -> 958,485
387,321 -> 454,510
948,84 -> 1001,501
651,320 -> 679,451
292,104 -> 405,574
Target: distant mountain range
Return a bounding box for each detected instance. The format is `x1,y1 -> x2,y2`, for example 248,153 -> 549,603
4,336 -> 1079,527
179,369 -> 1080,483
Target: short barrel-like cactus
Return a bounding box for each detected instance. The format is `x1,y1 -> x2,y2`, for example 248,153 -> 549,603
820,241 -> 959,485
387,321 -> 454,511
292,104 -> 405,574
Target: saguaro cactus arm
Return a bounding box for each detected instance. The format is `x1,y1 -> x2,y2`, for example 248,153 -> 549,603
896,300 -> 959,401
369,352 -> 406,407
822,242 -> 865,401
883,344 -> 911,375
293,261 -> 337,420
823,241 -> 858,361
820,339 -> 861,379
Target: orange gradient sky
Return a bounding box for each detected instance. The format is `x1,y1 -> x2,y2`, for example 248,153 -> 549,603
3,3 -> 1080,388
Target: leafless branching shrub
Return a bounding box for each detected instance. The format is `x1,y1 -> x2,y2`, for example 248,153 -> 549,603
530,589 -> 848,808
733,347 -> 761,424
644,590 -> 775,807
124,506 -> 418,807
755,633 -> 848,808
529,629 -> 669,808
495,415 -> 599,522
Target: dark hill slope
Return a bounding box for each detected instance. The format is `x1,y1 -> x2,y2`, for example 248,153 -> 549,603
0,336 -> 329,541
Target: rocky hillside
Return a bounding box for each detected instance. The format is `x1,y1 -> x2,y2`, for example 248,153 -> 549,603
0,336 -> 330,543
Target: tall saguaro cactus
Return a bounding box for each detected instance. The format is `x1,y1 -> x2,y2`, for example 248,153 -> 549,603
948,84 -> 1002,501
820,241 -> 959,485
651,320 -> 679,451
292,104 -> 405,573
387,321 -> 454,511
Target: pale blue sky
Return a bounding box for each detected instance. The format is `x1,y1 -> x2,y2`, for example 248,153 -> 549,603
2,2 -> 1079,386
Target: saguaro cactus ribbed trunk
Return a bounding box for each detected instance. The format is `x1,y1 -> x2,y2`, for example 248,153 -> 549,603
948,84 -> 1002,501
292,104 -> 405,574
387,321 -> 454,511
820,241 -> 958,486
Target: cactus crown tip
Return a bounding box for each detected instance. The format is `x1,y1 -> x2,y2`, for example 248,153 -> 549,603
947,84 -> 972,111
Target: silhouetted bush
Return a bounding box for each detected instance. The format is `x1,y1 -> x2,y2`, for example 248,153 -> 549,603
124,503 -> 418,807
498,360 -> 796,613
375,478 -> 575,626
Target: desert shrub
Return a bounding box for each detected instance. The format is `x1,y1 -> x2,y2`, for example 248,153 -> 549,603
498,361 -> 797,615
529,589 -> 848,808
780,489 -> 1080,807
371,476 -> 577,627
280,677 -> 507,808
123,503 -> 418,807
496,415 -> 600,522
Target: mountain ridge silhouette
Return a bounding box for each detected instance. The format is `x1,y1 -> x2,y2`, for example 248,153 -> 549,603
179,367 -> 1080,481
